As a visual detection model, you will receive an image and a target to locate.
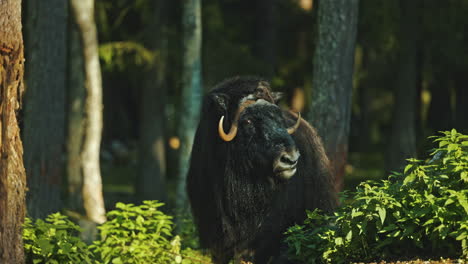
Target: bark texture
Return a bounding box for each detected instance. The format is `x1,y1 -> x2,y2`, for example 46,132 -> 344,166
308,0 -> 359,192
70,0 -> 106,224
137,0 -> 168,202
386,0 -> 420,172
176,0 -> 203,217
23,0 -> 68,219
66,21 -> 86,213
0,0 -> 27,262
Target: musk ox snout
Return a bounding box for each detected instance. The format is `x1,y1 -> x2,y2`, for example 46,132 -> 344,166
273,148 -> 300,179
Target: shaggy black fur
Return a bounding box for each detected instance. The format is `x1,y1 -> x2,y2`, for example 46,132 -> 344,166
187,76 -> 337,264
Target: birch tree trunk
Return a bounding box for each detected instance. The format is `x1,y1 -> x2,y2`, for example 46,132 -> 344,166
0,0 -> 27,262
70,0 -> 106,224
308,0 -> 359,192
23,0 -> 68,219
175,0 -> 202,219
137,0 -> 168,203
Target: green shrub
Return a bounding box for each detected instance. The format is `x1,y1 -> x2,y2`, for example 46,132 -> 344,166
180,248 -> 212,264
285,129 -> 468,263
91,200 -> 180,264
23,213 -> 95,264
176,213 -> 200,250
24,201 -> 211,264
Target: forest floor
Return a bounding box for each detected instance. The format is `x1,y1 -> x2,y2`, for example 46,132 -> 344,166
355,260 -> 466,264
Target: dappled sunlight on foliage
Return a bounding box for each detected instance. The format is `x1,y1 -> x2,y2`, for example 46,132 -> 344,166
23,201 -> 212,264
286,130 -> 468,263
99,41 -> 156,71
23,214 -> 95,263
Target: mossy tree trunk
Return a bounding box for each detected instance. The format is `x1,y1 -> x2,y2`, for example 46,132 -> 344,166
0,0 -> 27,262
23,0 -> 68,219
385,0 -> 421,173
70,0 -> 106,224
175,0 -> 202,222
308,0 -> 359,192
136,0 -> 168,203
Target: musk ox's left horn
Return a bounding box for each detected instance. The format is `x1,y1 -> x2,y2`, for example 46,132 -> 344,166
287,112 -> 301,134
218,115 -> 238,141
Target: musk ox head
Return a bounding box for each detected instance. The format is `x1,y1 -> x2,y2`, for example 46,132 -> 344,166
218,98 -> 301,181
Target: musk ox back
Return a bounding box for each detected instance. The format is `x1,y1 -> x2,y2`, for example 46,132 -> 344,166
187,77 -> 337,264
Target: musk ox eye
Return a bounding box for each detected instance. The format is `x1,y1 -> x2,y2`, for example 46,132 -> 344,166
244,119 -> 252,125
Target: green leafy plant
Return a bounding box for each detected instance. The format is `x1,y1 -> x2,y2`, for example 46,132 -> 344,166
91,200 -> 180,264
180,248 -> 213,264
24,201 -> 211,264
23,213 -> 95,264
286,130 -> 468,263
175,212 -> 200,250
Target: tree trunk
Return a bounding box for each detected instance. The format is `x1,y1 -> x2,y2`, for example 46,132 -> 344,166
356,49 -> 372,151
23,0 -> 68,219
66,19 -> 86,214
136,1 -> 168,203
253,0 -> 277,79
427,68 -> 453,132
0,0 -> 27,262
385,0 -> 420,173
454,72 -> 468,133
308,0 -> 359,192
70,0 -> 106,224
175,0 -> 202,220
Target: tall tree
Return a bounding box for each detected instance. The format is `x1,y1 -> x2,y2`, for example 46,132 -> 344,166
455,73 -> 468,133
70,0 -> 106,224
175,0 -> 202,219
136,1 -> 168,203
66,19 -> 86,214
427,68 -> 453,132
0,0 -> 27,262
385,0 -> 420,172
23,0 -> 68,219
253,0 -> 277,79
308,0 -> 359,191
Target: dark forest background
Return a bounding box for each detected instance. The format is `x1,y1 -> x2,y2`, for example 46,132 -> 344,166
0,0 -> 466,262
19,0 -> 468,221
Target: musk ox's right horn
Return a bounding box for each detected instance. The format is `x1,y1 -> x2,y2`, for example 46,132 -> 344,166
218,115 -> 238,142
218,99 -> 256,142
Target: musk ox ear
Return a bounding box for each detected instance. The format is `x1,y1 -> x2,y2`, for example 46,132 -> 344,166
210,93 -> 229,113
272,92 -> 283,104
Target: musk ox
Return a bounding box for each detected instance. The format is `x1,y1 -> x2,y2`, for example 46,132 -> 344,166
187,77 -> 337,264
